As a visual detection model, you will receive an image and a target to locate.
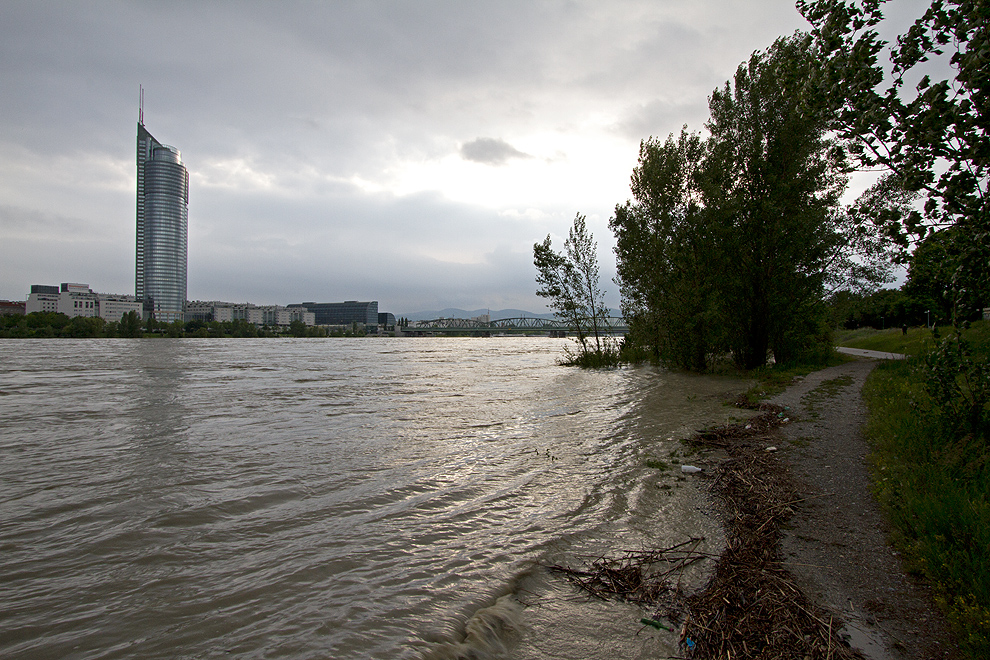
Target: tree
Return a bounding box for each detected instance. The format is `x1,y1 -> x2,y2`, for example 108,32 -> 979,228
534,213 -> 617,365
902,225 -> 986,325
704,35 -> 851,368
288,319 -> 308,337
610,129 -> 727,370
185,319 -> 207,334
119,310 -> 144,338
61,315 -> 106,338
165,319 -> 185,337
798,0 -> 989,318
26,311 -> 71,332
611,36 -> 871,370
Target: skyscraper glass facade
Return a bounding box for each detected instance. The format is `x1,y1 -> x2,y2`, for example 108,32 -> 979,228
136,122 -> 188,323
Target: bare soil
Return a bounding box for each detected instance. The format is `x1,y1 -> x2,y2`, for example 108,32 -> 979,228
770,357 -> 961,660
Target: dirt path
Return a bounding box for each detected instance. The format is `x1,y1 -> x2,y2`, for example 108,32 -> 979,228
770,357 -> 961,660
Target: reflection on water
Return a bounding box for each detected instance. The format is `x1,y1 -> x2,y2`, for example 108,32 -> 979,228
0,338 -> 751,659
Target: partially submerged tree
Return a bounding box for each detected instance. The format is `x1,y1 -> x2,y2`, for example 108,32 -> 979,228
611,35 -> 894,370
704,35 -> 850,368
611,128 -> 727,371
534,213 -> 618,366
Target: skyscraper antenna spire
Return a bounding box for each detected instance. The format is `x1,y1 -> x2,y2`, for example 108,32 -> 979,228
139,85 -> 144,125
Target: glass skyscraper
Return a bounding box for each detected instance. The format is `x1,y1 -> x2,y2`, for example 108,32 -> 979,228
136,121 -> 188,323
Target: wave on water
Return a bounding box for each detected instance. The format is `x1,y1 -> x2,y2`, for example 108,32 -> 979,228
420,595 -> 523,660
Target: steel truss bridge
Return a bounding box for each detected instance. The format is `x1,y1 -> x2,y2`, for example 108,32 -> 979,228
405,317 -> 628,335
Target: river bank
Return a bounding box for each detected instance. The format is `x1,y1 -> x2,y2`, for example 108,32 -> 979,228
561,354 -> 965,658
768,357 -> 960,659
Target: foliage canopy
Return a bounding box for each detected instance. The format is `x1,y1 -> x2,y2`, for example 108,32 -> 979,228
611,35 -> 895,370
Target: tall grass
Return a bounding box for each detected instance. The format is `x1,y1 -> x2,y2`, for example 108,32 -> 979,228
558,336 -> 624,368
862,325 -> 990,657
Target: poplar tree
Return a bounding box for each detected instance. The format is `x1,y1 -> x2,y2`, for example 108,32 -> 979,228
610,129 -> 727,370
612,36 -> 860,370
704,35 -> 848,368
534,213 -> 616,365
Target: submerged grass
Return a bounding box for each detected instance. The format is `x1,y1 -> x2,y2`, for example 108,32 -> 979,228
862,323 -> 990,657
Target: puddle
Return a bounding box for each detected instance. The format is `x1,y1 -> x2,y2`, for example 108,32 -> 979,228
840,617 -> 894,660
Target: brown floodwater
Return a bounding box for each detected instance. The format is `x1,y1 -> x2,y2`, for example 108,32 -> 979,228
0,337 -> 750,659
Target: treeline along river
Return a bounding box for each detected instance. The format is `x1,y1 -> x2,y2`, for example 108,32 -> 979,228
0,338 -> 752,659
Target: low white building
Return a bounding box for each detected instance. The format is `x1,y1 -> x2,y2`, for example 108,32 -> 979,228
25,285 -> 60,314
97,294 -> 145,323
56,282 -> 98,318
25,283 -> 143,322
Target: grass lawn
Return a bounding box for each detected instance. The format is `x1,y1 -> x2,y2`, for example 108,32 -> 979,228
834,325 -> 936,357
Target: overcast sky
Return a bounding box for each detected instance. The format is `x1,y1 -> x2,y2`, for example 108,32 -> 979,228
0,1 -> 923,315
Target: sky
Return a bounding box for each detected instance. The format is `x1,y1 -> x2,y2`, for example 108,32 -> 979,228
0,1 -> 924,315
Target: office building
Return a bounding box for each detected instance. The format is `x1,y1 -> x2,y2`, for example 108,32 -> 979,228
293,301 -> 379,326
136,120 -> 189,323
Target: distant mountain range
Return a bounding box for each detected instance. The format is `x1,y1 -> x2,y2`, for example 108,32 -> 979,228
400,308 -> 621,322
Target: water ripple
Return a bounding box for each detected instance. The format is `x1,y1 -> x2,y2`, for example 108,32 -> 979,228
0,337 -> 746,659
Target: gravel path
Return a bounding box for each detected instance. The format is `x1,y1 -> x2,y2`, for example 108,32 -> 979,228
769,357 -> 961,660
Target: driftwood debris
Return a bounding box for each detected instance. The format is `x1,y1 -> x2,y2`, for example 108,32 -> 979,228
548,537 -> 709,622
549,403 -> 864,659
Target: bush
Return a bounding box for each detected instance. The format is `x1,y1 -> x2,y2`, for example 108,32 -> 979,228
559,337 -> 623,368
864,333 -> 990,657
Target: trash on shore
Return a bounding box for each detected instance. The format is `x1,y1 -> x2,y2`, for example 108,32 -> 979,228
680,465 -> 702,473
639,617 -> 672,631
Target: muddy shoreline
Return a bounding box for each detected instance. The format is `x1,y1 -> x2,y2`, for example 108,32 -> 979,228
548,356 -> 962,658
687,356 -> 963,658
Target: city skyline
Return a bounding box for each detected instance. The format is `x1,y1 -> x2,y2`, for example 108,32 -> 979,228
0,2 -> 924,314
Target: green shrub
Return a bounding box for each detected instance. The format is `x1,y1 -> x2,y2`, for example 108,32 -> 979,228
864,338 -> 990,657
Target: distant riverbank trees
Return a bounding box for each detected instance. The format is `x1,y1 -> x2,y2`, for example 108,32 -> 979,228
0,312 -> 349,339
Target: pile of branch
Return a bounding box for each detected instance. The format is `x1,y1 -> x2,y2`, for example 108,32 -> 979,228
681,406 -> 861,659
693,401 -> 788,448
548,404 -> 864,659
683,408 -> 861,658
547,538 -> 709,620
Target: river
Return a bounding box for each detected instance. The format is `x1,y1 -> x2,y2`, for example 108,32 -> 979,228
0,337 -> 751,659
